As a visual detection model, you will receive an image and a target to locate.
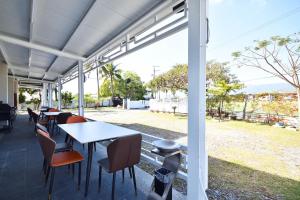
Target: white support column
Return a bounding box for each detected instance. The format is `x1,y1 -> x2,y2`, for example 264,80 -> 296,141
7,77 -> 14,106
57,77 -> 62,110
14,79 -> 19,108
41,83 -> 48,107
187,0 -> 208,199
48,83 -> 53,108
0,62 -> 8,104
78,61 -> 84,116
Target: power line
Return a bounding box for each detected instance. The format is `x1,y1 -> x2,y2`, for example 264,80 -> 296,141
210,5 -> 300,51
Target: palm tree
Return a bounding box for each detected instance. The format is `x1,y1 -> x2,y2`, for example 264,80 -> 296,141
101,63 -> 122,100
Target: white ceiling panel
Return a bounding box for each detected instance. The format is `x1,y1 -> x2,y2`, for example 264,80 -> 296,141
0,0 -> 30,38
30,49 -> 56,69
0,0 -> 166,84
2,43 -> 29,66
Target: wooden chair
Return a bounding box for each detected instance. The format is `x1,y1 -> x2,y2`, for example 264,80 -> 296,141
27,107 -> 33,121
36,124 -> 73,175
65,116 -> 90,149
55,112 -> 72,134
98,134 -> 142,200
36,129 -> 84,200
32,111 -> 48,132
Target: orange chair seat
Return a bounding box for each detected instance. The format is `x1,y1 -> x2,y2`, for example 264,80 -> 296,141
51,151 -> 84,167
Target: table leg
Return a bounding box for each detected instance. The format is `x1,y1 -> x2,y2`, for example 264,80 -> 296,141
85,142 -> 94,197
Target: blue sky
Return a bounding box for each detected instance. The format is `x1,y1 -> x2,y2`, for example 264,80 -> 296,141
63,0 -> 300,94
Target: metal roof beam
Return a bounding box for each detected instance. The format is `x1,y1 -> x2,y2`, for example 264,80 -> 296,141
0,41 -> 15,76
8,64 -> 61,77
43,0 -> 96,80
0,33 -> 86,61
28,0 -> 37,78
8,75 -> 54,83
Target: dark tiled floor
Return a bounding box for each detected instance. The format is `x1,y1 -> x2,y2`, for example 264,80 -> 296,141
0,114 -> 185,200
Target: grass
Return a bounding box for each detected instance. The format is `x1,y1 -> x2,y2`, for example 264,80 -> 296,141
207,119 -> 300,147
73,107 -> 300,199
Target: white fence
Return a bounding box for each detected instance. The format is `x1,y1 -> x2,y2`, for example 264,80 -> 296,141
127,99 -> 149,109
149,98 -> 188,113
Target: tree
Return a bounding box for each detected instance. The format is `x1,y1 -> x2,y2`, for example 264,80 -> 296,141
232,33 -> 300,126
101,63 -> 122,100
206,60 -> 235,83
99,71 -> 146,100
121,71 -> 146,100
165,64 -> 188,95
19,88 -> 41,106
208,80 -> 243,120
206,60 -> 242,119
61,92 -> 74,108
147,64 -> 187,98
84,94 -> 97,107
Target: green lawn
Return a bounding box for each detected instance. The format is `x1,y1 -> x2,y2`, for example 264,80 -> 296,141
73,108 -> 300,199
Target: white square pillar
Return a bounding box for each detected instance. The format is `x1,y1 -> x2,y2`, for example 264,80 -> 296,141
48,83 -> 53,108
78,61 -> 84,116
7,77 -> 14,106
57,77 -> 62,110
187,0 -> 208,199
14,79 -> 19,108
0,62 -> 8,104
41,83 -> 48,107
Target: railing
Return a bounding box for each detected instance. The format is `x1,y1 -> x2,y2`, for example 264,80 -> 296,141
84,116 -> 188,181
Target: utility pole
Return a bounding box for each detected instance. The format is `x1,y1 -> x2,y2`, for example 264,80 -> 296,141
151,66 -> 160,99
152,66 -> 160,79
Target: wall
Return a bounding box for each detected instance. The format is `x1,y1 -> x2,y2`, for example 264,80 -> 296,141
149,98 -> 188,113
0,63 -> 8,103
7,77 -> 14,106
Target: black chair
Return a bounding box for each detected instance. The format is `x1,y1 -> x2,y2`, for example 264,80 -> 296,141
55,112 -> 72,134
0,103 -> 14,130
27,107 -> 33,121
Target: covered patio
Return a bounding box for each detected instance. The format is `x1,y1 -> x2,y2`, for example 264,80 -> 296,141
0,114 -> 185,200
0,0 -> 208,199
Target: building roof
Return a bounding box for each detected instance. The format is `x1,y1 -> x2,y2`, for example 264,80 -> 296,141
0,0 -> 183,85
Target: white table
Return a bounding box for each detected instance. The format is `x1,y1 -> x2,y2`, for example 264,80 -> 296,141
43,112 -> 62,134
58,121 -> 140,196
43,112 -> 62,116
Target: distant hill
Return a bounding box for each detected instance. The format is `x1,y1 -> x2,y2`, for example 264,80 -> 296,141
241,83 -> 295,94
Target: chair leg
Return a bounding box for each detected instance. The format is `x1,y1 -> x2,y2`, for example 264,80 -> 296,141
48,168 -> 55,200
128,167 -> 132,178
98,166 -> 102,192
122,169 -> 125,183
45,166 -> 51,185
72,164 -> 75,176
78,162 -> 81,190
64,135 -> 69,143
112,172 -> 116,200
131,166 -> 137,196
42,158 -> 46,174
94,142 -> 96,152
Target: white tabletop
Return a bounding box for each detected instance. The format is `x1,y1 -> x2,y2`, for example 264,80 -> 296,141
58,121 -> 140,143
43,112 -> 62,116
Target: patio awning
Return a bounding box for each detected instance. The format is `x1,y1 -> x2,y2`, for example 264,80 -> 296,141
0,0 -> 187,86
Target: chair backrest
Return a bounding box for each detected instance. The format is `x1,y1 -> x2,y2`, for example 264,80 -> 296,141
56,112 -> 72,124
36,129 -> 56,163
27,107 -> 33,116
31,111 -> 39,124
48,108 -> 59,112
36,123 -> 48,133
107,134 -> 142,172
66,116 -> 87,124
